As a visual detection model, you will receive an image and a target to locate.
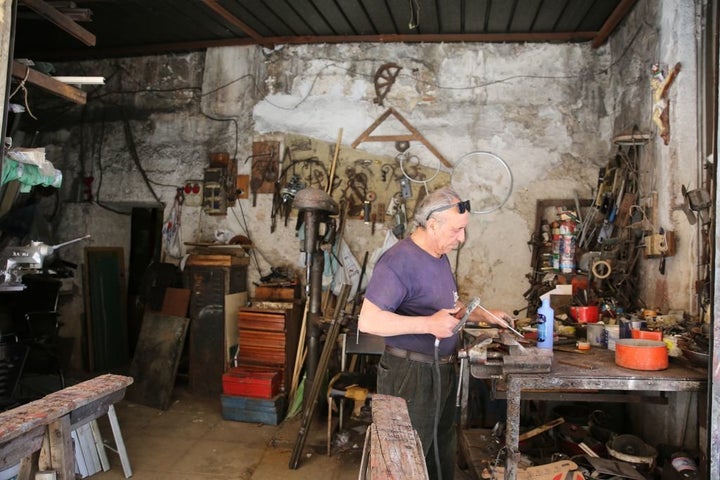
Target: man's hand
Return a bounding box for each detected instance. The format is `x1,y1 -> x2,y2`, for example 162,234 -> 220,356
429,307 -> 463,339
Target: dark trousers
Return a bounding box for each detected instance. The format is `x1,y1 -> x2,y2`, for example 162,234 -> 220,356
377,351 -> 458,480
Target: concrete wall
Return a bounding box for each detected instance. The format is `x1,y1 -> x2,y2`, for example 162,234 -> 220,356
22,41 -> 616,318
609,0 -> 705,451
613,0 -> 703,315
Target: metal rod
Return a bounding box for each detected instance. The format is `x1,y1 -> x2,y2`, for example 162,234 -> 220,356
289,283 -> 351,469
476,304 -> 524,338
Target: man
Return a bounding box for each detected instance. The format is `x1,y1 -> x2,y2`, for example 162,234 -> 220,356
358,186 -> 512,480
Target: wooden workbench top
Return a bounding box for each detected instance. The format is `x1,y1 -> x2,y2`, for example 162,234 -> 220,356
0,374 -> 133,443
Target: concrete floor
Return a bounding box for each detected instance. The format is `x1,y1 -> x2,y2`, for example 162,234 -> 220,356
90,385 -> 366,480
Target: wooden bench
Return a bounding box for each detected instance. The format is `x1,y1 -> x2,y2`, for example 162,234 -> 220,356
360,394 -> 428,480
0,373 -> 133,480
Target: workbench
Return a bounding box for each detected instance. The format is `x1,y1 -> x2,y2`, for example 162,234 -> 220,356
0,374 -> 133,480
459,348 -> 707,480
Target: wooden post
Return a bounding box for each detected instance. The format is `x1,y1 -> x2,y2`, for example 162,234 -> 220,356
368,395 -> 428,479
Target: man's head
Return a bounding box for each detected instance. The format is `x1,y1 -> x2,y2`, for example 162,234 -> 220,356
413,186 -> 470,256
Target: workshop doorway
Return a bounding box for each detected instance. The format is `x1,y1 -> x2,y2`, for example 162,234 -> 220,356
126,206 -> 163,357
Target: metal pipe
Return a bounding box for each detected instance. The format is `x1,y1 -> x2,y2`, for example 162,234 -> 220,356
475,304 -> 524,338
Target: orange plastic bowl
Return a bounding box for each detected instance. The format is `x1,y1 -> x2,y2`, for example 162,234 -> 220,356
569,306 -> 599,323
630,329 -> 663,341
615,339 -> 668,371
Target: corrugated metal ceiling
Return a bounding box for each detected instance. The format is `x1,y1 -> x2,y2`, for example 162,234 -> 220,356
13,0 -> 639,61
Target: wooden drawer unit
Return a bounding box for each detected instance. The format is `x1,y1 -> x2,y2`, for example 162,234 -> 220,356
237,302 -> 301,392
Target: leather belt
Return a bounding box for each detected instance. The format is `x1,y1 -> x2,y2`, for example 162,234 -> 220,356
385,345 -> 456,365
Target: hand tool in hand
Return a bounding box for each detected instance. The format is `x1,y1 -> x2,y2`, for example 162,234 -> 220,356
475,303 -> 525,338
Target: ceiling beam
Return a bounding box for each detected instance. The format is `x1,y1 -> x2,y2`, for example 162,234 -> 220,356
11,61 -> 87,104
591,0 -> 639,48
20,0 -> 96,46
19,30 -> 599,60
201,0 -> 269,47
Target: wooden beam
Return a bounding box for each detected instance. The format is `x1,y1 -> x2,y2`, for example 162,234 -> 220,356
201,0 -> 268,46
591,0 -> 640,48
20,0 -> 96,46
368,395 -> 427,479
352,107 -> 452,168
18,31 -> 600,61
11,61 -> 87,104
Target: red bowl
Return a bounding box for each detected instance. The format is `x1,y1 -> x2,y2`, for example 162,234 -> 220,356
569,306 -> 599,323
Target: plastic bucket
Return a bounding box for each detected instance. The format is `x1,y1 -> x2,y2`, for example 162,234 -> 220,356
569,306 -> 599,323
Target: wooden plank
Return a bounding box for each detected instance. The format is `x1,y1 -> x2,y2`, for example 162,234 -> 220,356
351,108 -> 451,168
11,61 -> 86,105
47,416 -> 74,480
0,374 -> 133,444
186,253 -> 250,267
126,313 -> 189,410
160,287 -> 191,318
0,426 -> 44,470
83,247 -> 128,372
225,292 -> 247,369
369,394 -> 427,479
20,0 -> 96,46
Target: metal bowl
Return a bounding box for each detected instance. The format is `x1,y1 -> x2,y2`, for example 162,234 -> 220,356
681,348 -> 709,367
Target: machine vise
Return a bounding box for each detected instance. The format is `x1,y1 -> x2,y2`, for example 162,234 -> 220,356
459,330 -> 553,379
1,235 -> 90,288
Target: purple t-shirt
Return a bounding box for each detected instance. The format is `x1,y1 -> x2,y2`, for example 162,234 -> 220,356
364,237 -> 459,356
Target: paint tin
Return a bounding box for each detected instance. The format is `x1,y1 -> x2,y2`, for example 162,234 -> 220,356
587,322 -> 605,347
604,325 -> 620,351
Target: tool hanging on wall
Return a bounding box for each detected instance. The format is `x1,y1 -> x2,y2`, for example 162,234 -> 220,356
248,142 -> 279,207
373,63 -> 402,106
351,107 -> 452,168
327,128 -> 343,195
681,184 -> 712,226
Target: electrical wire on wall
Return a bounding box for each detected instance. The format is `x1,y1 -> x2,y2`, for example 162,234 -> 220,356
255,18 -> 652,114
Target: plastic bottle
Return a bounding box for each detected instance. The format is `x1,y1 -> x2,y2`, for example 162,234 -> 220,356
671,452 -> 698,478
536,294 -> 555,349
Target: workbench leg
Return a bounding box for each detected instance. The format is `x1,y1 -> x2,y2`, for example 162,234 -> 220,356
503,376 -> 521,480
90,420 -> 111,471
107,405 -> 132,478
17,454 -> 35,480
47,415 -> 74,480
459,358 -> 469,429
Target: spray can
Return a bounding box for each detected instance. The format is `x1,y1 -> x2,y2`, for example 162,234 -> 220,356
536,294 -> 555,349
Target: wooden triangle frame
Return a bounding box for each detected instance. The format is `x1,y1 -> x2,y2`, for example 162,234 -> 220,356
351,108 -> 452,168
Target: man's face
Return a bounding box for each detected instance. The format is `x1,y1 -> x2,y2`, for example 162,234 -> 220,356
429,207 -> 469,255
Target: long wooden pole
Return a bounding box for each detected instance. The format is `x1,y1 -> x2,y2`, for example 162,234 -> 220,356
327,128 -> 343,195
289,299 -> 310,402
